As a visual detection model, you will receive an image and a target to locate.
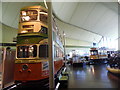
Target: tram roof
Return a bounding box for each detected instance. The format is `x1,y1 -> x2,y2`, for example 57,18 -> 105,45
20,5 -> 47,11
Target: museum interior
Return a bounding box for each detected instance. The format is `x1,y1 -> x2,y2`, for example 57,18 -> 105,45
0,0 -> 120,89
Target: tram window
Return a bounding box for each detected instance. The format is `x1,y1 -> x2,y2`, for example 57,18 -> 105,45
40,10 -> 47,24
17,45 -> 37,58
39,45 -> 48,58
91,50 -> 98,55
21,10 -> 38,22
29,45 -> 37,57
40,26 -> 48,34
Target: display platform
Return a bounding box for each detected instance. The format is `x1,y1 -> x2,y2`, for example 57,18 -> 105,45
107,67 -> 120,75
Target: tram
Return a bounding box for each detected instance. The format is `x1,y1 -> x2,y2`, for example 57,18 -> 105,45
90,48 -> 107,64
90,48 -> 99,60
14,6 -> 64,83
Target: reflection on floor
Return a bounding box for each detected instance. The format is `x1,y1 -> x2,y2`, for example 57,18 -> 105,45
67,64 -> 119,88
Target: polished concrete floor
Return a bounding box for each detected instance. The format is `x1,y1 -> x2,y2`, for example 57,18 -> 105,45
67,64 -> 119,88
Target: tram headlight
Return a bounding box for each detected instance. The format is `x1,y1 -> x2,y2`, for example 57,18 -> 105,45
22,64 -> 28,71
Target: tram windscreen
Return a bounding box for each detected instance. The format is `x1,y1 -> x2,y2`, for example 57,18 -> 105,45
39,45 -> 48,58
17,45 -> 37,58
90,50 -> 98,55
21,10 -> 38,22
40,10 -> 48,24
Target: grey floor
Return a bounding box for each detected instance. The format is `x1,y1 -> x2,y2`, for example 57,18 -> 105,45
67,64 -> 119,88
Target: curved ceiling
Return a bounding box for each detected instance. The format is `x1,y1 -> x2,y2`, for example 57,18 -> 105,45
52,2 -> 118,41
55,18 -> 102,43
0,2 -> 119,43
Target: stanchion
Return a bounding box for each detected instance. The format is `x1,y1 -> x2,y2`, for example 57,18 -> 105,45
48,1 -> 55,89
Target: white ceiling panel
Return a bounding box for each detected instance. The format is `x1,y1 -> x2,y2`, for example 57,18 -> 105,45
53,2 -> 118,41
1,2 -> 8,16
52,2 -> 64,15
56,18 -> 102,43
81,3 -> 108,30
70,3 -> 97,26
53,2 -> 79,22
2,3 -> 23,28
91,8 -> 118,39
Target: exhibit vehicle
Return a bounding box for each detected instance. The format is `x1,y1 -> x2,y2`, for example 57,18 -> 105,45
72,55 -> 85,66
89,48 -> 107,64
107,51 -> 120,75
14,6 -> 66,85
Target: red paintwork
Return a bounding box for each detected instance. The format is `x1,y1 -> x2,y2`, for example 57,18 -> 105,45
0,64 -> 2,72
14,60 -> 64,82
14,63 -> 48,81
54,60 -> 64,74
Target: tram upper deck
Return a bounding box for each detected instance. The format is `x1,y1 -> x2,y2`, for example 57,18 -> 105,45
18,6 -> 48,34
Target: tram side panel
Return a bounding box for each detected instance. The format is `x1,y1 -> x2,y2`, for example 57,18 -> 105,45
14,63 -> 49,81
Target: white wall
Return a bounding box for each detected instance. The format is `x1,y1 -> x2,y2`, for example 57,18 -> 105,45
65,37 -> 92,55
65,37 -> 92,46
2,23 -> 18,43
